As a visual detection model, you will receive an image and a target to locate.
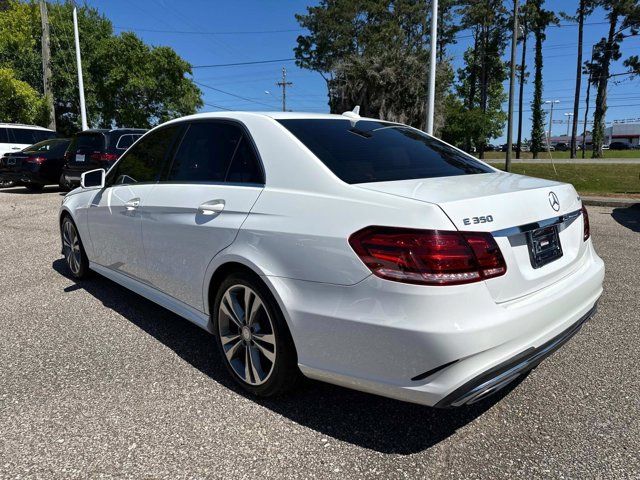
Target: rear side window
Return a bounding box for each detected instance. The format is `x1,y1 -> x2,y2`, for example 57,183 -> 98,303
112,126 -> 180,185
277,119 -> 492,184
167,121 -> 262,184
0,128 -> 8,143
8,128 -> 56,145
115,134 -> 143,150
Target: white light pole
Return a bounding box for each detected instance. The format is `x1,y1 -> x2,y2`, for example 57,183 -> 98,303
426,0 -> 438,136
544,100 -> 560,147
73,6 -> 88,130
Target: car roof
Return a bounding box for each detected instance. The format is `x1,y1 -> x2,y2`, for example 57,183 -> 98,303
161,111 -> 379,125
77,128 -> 147,135
0,123 -> 55,132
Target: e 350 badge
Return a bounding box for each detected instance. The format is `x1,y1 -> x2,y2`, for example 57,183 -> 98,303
463,215 -> 494,226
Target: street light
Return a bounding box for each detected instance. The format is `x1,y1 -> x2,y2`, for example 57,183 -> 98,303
564,112 -> 574,137
544,100 -> 560,148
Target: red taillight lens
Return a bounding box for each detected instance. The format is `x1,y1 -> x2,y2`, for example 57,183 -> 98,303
89,152 -> 119,162
25,156 -> 46,164
581,205 -> 590,241
349,227 -> 507,286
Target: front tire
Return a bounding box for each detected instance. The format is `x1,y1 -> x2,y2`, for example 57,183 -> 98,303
213,272 -> 300,397
61,216 -> 90,279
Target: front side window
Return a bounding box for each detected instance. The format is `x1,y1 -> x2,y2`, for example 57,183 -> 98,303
111,126 -> 180,185
167,122 -> 242,183
277,119 -> 493,184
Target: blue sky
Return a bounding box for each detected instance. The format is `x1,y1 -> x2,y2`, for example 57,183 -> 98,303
88,0 -> 640,142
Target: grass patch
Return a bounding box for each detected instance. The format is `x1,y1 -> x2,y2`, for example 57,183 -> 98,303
491,163 -> 640,197
480,150 -> 640,160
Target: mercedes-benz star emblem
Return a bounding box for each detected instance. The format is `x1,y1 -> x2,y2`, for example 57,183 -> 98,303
549,191 -> 560,211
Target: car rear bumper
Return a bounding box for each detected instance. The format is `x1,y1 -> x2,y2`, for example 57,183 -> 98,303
0,171 -> 48,185
266,242 -> 604,407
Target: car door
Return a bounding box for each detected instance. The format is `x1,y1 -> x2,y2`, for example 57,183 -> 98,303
141,120 -> 264,311
86,125 -> 182,283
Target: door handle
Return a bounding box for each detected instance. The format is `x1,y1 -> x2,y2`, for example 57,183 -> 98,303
198,199 -> 225,216
124,198 -> 140,210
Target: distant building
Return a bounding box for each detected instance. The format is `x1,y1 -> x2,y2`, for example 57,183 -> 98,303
606,122 -> 640,146
549,123 -> 640,147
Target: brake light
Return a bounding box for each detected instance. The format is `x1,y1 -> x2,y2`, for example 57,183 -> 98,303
349,227 -> 507,286
25,156 -> 46,164
581,205 -> 590,241
90,152 -> 119,162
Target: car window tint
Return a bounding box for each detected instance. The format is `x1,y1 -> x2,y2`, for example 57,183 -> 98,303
71,133 -> 105,152
8,128 -> 55,145
277,119 -> 493,184
0,128 -> 8,143
225,136 -> 264,184
168,122 -> 242,183
115,134 -> 142,150
112,126 -> 180,185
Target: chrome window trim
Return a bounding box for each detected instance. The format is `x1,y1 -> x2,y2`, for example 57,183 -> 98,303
492,209 -> 582,237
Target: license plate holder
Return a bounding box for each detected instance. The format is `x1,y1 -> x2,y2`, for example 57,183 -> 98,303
527,225 -> 563,269
75,154 -> 85,163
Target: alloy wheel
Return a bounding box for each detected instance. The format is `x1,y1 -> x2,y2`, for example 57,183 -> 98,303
62,220 -> 82,275
218,284 -> 277,386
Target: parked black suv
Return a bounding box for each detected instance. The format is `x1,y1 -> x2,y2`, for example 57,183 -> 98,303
609,141 -> 631,150
0,138 -> 70,191
60,128 -> 146,188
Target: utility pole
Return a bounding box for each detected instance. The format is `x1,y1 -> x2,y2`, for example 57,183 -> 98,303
545,99 -> 560,148
39,0 -> 55,130
505,0 -> 519,172
276,66 -> 292,112
564,113 -> 573,137
73,6 -> 88,130
425,0 -> 438,135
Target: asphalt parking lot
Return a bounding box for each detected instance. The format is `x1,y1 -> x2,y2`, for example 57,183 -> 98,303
0,186 -> 638,479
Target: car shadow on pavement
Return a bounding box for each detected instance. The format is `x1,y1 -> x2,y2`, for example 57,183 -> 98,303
52,258 -> 523,455
611,204 -> 640,233
0,185 -> 66,194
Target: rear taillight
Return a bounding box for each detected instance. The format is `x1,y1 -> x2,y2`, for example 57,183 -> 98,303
89,152 -> 119,162
25,156 -> 46,164
349,226 -> 507,286
581,205 -> 590,241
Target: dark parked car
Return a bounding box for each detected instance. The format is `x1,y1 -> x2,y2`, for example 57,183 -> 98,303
609,141 -> 631,150
0,138 -> 71,191
60,128 -> 146,188
554,142 -> 569,151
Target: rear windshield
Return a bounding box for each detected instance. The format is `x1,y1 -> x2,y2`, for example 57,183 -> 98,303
68,133 -> 105,153
24,139 -> 70,154
277,119 -> 493,184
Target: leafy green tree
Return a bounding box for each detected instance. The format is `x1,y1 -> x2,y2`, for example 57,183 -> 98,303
294,0 -> 459,130
590,0 -> 640,158
456,0 -> 509,156
0,67 -> 49,124
0,0 -> 201,134
529,0 -> 557,158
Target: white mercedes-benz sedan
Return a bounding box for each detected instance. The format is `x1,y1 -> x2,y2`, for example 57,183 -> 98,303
59,111 -> 604,407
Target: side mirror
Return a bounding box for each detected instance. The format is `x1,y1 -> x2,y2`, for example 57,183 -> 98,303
80,168 -> 105,189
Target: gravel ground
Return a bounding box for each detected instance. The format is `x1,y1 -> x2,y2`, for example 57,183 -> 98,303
0,186 -> 638,479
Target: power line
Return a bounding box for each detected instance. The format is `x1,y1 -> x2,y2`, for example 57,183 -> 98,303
194,80 -> 279,109
193,58 -> 296,69
114,26 -> 304,35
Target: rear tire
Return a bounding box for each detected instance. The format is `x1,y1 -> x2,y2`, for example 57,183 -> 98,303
58,174 -> 70,191
61,216 -> 90,279
213,272 -> 300,397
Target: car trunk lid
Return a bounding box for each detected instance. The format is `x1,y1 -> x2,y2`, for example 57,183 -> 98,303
357,172 -> 588,303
